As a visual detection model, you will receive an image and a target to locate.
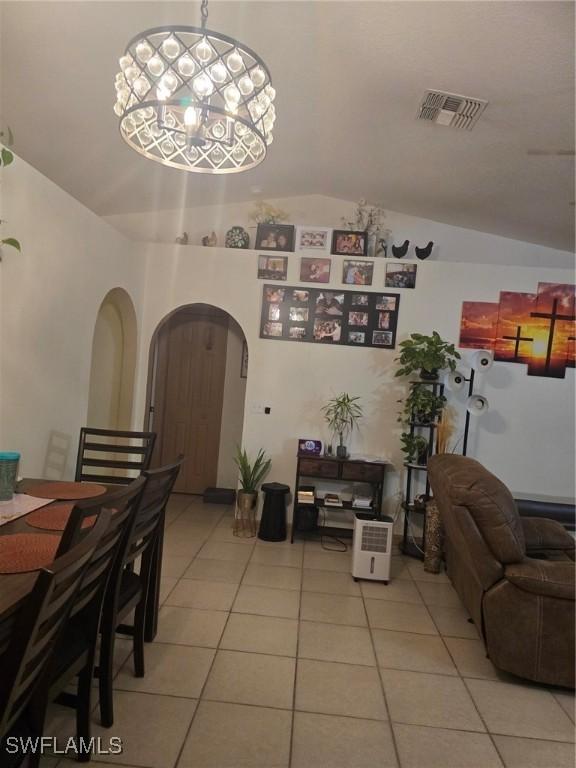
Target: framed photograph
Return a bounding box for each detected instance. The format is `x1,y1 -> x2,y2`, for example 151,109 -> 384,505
315,292 -> 344,316
375,295 -> 397,311
263,321 -> 283,337
300,257 -> 331,283
258,255 -> 288,281
313,318 -> 342,343
260,284 -> 401,349
240,340 -> 248,378
372,330 -> 394,346
264,286 -> 286,303
342,259 -> 374,286
385,262 -> 418,289
255,223 -> 295,252
331,230 -> 368,257
296,226 -> 332,254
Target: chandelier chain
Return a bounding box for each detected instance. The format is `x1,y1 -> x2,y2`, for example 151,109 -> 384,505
200,0 -> 209,28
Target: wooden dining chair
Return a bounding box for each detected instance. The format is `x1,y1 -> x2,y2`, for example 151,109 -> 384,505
35,478 -> 146,762
0,511 -> 109,768
98,457 -> 183,727
74,427 -> 156,486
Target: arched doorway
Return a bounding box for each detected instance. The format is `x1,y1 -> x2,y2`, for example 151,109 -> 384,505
87,288 -> 137,430
146,303 -> 248,494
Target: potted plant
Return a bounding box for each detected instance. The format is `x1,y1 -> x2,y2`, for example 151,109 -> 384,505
395,331 -> 460,380
400,433 -> 429,466
322,393 -> 363,458
233,447 -> 271,537
398,386 -> 447,426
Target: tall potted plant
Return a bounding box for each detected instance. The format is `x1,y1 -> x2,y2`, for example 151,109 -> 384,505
322,393 -> 363,458
395,331 -> 460,380
233,447 -> 271,537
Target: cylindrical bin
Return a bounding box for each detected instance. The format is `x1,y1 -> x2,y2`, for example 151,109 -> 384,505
0,452 -> 20,501
257,482 -> 290,542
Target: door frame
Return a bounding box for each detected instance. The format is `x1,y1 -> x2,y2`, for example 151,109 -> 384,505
143,302 -> 248,477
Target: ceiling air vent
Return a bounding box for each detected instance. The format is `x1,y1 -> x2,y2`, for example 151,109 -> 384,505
417,90 -> 488,131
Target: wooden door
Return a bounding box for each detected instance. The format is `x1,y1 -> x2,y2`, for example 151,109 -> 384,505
152,306 -> 229,493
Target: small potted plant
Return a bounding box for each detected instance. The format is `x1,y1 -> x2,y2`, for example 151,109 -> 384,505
400,433 -> 429,466
395,331 -> 460,380
233,447 -> 271,537
398,387 -> 447,426
322,393 -> 363,458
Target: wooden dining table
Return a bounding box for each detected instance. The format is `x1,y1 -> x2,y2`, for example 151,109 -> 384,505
0,478 -> 164,641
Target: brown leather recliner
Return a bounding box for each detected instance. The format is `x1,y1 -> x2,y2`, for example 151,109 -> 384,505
428,454 -> 575,688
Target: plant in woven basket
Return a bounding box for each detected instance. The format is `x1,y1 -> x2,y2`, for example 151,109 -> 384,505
395,331 -> 460,380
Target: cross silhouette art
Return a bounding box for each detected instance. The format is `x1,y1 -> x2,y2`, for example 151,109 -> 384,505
502,325 -> 534,361
530,298 -> 576,373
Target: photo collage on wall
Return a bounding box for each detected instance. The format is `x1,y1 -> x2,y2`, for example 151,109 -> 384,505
260,284 -> 401,349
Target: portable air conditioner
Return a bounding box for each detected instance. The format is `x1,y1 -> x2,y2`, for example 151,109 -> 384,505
351,513 -> 394,583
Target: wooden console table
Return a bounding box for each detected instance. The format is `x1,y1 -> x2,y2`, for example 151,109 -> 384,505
292,453 -> 387,542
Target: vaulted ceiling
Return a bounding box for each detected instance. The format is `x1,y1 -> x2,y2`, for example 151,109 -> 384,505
1,1 -> 574,250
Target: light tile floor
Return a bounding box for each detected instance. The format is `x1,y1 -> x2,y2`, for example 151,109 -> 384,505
44,495 -> 575,768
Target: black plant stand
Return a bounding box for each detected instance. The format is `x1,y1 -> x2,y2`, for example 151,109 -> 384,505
401,380 -> 444,560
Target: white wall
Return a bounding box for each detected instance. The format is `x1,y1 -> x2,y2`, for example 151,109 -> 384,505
133,245 -> 575,520
1,155 -> 144,479
217,318 -> 247,488
104,194 -> 574,269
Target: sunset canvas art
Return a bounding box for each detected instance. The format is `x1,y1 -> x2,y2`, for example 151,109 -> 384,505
459,282 -> 575,379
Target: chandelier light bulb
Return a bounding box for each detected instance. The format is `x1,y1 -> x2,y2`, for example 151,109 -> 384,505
238,75 -> 254,96
156,85 -> 170,101
119,55 -> 133,71
113,101 -> 123,117
162,36 -> 181,59
160,72 -> 179,94
124,66 -> 140,84
184,106 -> 199,127
227,50 -> 244,72
133,76 -> 150,97
224,84 -> 240,106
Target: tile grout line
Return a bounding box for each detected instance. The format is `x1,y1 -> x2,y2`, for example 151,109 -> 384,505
172,508 -> 255,768
287,537 -> 305,768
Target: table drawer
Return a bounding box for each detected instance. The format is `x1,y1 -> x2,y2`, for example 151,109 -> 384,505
341,463 -> 383,482
299,458 -> 339,479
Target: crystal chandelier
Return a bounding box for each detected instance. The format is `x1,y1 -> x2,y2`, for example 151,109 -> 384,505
113,0 -> 276,173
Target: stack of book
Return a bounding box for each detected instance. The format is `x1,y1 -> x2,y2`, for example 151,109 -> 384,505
323,493 -> 343,507
297,486 -> 315,505
352,494 -> 372,509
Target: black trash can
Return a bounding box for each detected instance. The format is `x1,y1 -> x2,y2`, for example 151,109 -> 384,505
258,482 -> 290,542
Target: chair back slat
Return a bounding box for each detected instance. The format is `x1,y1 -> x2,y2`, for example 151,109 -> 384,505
0,513 -> 109,737
75,427 -> 156,486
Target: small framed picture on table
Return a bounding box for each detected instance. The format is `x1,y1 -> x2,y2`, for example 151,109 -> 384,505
331,230 -> 368,257
255,224 -> 295,252
295,226 -> 332,254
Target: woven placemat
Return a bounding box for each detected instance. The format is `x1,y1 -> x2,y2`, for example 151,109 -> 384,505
0,533 -> 60,574
25,502 -> 96,532
29,481 -> 107,501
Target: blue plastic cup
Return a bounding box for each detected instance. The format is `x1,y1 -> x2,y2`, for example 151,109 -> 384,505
0,452 -> 20,501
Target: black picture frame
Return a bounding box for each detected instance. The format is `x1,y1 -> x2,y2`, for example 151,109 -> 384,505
331,230 -> 368,257
257,254 -> 288,281
259,284 -> 400,349
255,223 -> 295,252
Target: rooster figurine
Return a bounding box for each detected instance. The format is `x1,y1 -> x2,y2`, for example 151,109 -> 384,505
415,241 -> 434,260
391,240 -> 410,259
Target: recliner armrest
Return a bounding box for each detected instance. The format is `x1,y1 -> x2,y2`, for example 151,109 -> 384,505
520,517 -> 575,552
505,559 -> 575,600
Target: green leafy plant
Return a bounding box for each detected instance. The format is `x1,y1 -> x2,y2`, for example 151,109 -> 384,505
0,128 -> 20,256
234,447 -> 271,492
398,386 -> 447,426
395,331 -> 460,379
400,434 -> 429,465
322,393 -> 363,449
